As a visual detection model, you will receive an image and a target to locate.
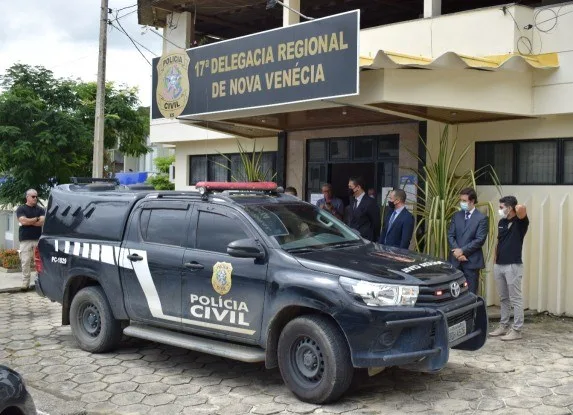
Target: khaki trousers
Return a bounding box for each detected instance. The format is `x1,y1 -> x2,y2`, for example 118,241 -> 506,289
19,240 -> 38,287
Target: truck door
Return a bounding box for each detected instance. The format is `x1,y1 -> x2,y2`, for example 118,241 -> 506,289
120,201 -> 193,328
181,204 -> 267,344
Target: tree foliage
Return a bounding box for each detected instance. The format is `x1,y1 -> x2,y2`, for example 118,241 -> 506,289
153,155 -> 175,175
0,64 -> 149,204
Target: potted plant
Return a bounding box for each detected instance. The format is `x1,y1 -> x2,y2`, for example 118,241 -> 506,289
408,125 -> 501,297
217,140 -> 277,182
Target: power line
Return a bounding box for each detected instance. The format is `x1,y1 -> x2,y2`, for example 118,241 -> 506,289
114,3 -> 137,12
109,18 -> 158,56
145,27 -> 186,49
110,9 -> 137,23
110,14 -> 152,65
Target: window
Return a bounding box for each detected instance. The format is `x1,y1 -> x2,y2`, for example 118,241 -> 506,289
354,137 -> 375,160
196,211 -> 248,253
518,141 -> 557,184
475,142 -> 514,185
564,140 -> 573,184
378,135 -> 399,158
190,156 -> 207,185
307,164 -> 327,192
330,139 -> 349,160
142,209 -> 188,246
189,152 -> 277,185
476,139 -> 571,185
308,140 -> 326,161
208,155 -> 228,182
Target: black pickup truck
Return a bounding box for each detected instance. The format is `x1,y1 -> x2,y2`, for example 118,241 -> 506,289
35,180 -> 487,403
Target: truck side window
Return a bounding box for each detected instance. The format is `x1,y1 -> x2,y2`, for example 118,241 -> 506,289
196,211 -> 248,253
142,209 -> 187,246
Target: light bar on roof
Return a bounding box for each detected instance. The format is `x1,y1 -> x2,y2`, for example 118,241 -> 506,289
195,182 -> 278,194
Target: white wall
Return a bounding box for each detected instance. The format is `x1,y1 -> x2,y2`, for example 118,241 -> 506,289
173,136 -> 277,190
360,5 -> 531,59
150,119 -> 235,144
532,3 -> 573,115
427,116 -> 573,315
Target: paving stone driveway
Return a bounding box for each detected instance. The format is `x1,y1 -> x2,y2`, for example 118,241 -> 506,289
1,292 -> 573,415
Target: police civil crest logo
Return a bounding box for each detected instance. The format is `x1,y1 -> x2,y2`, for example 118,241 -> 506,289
156,52 -> 190,119
212,262 -> 233,295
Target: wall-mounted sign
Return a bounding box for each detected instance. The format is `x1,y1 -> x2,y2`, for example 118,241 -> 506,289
151,10 -> 360,119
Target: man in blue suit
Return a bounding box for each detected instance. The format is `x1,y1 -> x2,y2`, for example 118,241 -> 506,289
448,187 -> 489,295
379,189 -> 414,249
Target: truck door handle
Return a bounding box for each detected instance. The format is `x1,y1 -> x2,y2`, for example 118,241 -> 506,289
184,262 -> 204,270
127,254 -> 143,262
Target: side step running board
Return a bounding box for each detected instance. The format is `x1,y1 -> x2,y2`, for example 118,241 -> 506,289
124,323 -> 266,363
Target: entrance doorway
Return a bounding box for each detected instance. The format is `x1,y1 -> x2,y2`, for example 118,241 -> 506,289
306,135 -> 399,206
330,163 -> 375,206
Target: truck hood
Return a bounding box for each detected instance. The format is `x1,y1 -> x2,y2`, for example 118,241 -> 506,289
292,243 -> 461,285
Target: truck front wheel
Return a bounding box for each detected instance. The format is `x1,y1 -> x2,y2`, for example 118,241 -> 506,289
277,315 -> 353,404
69,286 -> 122,353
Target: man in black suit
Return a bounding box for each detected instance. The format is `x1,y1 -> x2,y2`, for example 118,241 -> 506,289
448,187 -> 489,295
379,189 -> 414,249
346,176 -> 381,242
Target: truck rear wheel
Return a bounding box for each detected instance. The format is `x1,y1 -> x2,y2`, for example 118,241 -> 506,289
69,286 -> 122,353
277,315 -> 353,404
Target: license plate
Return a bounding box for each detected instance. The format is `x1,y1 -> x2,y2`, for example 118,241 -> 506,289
448,321 -> 467,343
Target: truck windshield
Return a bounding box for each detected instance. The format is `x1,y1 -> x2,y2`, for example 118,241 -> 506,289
242,203 -> 363,251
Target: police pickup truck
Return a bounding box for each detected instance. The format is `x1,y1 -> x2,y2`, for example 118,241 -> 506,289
35,179 -> 487,404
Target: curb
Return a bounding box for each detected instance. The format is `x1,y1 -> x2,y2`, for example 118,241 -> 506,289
0,285 -> 35,294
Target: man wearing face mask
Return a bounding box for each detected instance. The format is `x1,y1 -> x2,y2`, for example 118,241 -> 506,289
346,176 -> 381,242
489,196 -> 528,341
379,189 -> 414,249
447,187 -> 489,295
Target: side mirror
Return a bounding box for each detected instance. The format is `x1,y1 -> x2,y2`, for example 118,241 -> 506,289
227,238 -> 265,259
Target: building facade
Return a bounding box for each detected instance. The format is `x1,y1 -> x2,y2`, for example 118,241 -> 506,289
139,0 -> 573,314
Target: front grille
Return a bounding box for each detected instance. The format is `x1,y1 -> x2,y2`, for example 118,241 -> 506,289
430,309 -> 476,338
447,309 -> 474,326
416,276 -> 469,305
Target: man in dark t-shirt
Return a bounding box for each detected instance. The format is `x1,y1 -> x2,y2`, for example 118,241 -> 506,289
16,189 -> 45,290
489,196 -> 529,341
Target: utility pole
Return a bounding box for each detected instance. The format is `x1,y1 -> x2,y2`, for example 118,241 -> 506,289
93,0 -> 109,178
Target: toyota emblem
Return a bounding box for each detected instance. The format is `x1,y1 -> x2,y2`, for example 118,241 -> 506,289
450,281 -> 461,298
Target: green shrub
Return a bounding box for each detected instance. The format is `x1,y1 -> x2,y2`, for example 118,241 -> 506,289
146,174 -> 174,190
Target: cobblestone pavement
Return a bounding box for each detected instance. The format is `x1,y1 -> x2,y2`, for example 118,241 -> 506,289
1,292 -> 573,415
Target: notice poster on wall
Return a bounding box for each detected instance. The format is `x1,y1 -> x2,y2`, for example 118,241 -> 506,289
399,175 -> 418,206
310,193 -> 322,205
380,187 -> 393,204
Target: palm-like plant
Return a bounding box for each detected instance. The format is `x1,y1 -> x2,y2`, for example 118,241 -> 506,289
408,125 -> 500,296
217,139 -> 277,182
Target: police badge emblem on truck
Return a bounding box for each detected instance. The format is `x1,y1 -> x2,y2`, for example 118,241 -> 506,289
212,262 -> 233,295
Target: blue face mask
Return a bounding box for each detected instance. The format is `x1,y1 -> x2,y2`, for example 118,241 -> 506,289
460,202 -> 469,211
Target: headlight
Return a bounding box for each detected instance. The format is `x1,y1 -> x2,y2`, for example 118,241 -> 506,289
340,277 -> 419,307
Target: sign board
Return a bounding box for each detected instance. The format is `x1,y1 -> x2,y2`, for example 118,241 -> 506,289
399,175 -> 418,206
380,187 -> 393,204
152,10 -> 360,119
310,193 -> 322,205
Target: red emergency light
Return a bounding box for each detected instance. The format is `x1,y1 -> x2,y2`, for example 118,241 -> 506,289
195,181 -> 278,194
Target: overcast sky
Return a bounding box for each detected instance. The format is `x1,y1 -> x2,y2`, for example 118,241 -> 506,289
0,0 -> 162,106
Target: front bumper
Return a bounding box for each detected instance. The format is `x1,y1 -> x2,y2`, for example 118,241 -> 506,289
339,295 -> 488,372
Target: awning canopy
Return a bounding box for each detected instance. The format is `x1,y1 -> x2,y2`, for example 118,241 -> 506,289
360,51 -> 559,72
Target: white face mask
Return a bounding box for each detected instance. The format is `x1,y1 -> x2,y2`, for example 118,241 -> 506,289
498,208 -> 508,218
